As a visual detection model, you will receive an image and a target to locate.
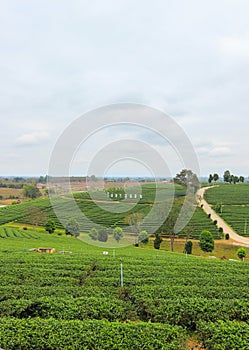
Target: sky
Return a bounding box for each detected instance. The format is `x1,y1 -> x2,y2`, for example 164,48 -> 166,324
0,0 -> 249,178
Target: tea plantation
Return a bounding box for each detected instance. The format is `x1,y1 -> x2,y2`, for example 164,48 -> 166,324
204,183 -> 249,236
0,183 -> 221,239
0,232 -> 249,349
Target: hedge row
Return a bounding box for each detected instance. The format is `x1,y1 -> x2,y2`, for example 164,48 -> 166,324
0,318 -> 186,350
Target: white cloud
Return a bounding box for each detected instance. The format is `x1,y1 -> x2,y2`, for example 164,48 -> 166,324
16,130 -> 49,146
0,0 -> 249,175
219,36 -> 249,58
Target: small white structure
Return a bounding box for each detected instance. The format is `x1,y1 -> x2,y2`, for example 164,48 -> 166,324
103,251 -> 109,255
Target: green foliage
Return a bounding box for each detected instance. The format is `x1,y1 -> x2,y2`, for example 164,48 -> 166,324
0,318 -> 186,350
225,233 -> 230,240
23,184 -> 41,199
223,170 -> 231,183
154,232 -> 162,249
213,173 -> 219,182
97,228 -> 108,242
208,174 -> 213,184
113,226 -> 123,243
89,227 -> 98,240
65,218 -> 80,237
199,230 -> 214,252
138,230 -> 149,244
45,219 -> 56,234
237,247 -> 246,261
204,184 -> 249,236
197,320 -> 249,350
213,203 -> 222,214
0,234 -> 249,348
184,240 -> 193,254
173,169 -> 199,193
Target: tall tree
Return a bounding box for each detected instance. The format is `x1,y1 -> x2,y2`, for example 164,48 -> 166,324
208,174 -> 213,184
213,173 -> 219,182
239,176 -> 245,183
174,169 -> 199,193
223,170 -> 231,183
154,232 -> 162,250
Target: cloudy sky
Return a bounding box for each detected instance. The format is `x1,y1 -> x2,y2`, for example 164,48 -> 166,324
0,0 -> 249,177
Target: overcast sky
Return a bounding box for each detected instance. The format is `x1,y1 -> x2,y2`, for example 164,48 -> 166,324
0,0 -> 249,177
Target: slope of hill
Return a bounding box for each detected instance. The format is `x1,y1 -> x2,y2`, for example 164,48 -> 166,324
0,233 -> 248,349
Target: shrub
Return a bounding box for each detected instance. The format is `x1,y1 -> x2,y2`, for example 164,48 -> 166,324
89,228 -> 98,241
154,232 -> 162,250
225,233 -> 230,240
199,230 -> 214,252
237,247 -> 246,261
98,229 -> 108,242
184,241 -> 193,254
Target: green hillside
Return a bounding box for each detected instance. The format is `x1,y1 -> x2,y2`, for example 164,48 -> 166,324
0,184 -> 222,239
204,183 -> 249,236
0,233 -> 248,349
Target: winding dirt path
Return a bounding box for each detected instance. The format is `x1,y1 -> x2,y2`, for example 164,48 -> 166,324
196,186 -> 249,247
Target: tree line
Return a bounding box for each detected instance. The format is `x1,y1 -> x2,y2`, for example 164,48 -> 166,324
208,170 -> 245,184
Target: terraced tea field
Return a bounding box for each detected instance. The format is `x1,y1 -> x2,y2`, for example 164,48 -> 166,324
0,233 -> 249,349
204,183 -> 249,236
0,184 -> 221,239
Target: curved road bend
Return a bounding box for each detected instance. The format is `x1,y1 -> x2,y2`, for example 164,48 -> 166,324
196,186 -> 249,247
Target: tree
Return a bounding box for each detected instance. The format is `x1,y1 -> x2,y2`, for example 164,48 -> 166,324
98,228 -> 108,242
45,219 -> 56,234
89,227 -> 98,240
174,169 -> 199,193
154,232 -> 162,250
237,247 -> 246,261
199,230 -> 214,252
239,176 -> 245,183
23,184 -> 42,199
185,241 -> 193,254
213,173 -> 219,182
233,176 -> 239,184
223,170 -> 231,183
208,174 -> 213,184
138,230 -> 149,245
113,226 -> 123,243
65,218 -> 80,237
